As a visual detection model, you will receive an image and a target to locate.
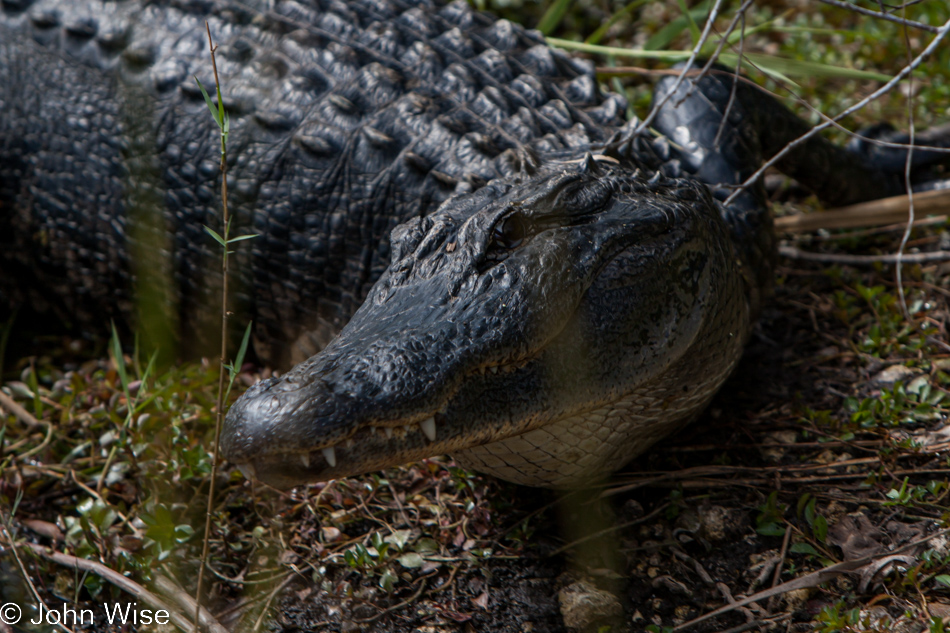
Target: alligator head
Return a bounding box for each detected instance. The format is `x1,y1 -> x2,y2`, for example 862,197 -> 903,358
222,156 -> 751,488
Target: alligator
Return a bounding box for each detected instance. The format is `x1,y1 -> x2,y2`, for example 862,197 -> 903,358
2,0 -> 946,488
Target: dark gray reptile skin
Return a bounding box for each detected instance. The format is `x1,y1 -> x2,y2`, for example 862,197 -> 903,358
0,0 -> 627,365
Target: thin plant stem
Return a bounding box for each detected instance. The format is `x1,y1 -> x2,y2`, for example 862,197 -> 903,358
815,0 -> 938,33
194,20 -> 229,633
896,7 -> 916,320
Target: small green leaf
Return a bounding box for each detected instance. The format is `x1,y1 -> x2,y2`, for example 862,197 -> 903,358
194,77 -> 222,128
813,515 -> 828,542
204,225 -> 227,247
397,552 -> 424,568
110,323 -> 129,396
234,322 -> 252,374
384,529 -> 413,551
226,233 -> 259,244
790,542 -> 818,556
796,493 -> 812,518
935,575 -> 950,588
225,322 -> 254,401
379,568 -> 397,592
804,498 -> 816,527
414,538 -> 439,553
756,523 -> 786,537
174,524 -> 195,543
537,0 -> 573,35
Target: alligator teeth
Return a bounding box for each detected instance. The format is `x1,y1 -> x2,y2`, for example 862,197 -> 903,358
489,366 -> 498,375
385,427 -> 393,439
237,463 -> 256,480
322,447 -> 337,468
404,425 -> 413,434
420,416 -> 437,442
301,453 -> 310,468
345,438 -> 354,449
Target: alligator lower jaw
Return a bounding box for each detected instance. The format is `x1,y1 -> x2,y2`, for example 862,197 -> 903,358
232,416 -> 447,488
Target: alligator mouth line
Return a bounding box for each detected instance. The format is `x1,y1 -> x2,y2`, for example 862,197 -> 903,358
233,359 -> 528,481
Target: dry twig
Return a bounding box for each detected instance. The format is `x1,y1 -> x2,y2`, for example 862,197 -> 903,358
775,188 -> 950,234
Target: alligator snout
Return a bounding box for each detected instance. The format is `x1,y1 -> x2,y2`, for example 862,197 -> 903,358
222,331 -> 453,488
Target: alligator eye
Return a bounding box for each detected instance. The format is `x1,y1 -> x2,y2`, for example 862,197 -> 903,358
492,215 -> 526,250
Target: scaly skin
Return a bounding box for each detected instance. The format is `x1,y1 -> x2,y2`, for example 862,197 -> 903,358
0,0 -> 625,366
2,1 -> 943,487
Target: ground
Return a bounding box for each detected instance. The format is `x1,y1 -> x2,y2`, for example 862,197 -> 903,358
2,1 -> 950,632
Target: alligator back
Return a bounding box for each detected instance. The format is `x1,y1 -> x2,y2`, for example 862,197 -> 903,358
0,0 -> 627,364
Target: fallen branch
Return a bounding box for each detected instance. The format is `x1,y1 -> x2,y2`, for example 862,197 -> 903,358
152,574 -> 230,633
0,389 -> 45,430
778,244 -> 950,265
775,188 -> 950,233
0,390 -> 54,458
606,457 -> 950,496
19,544 -> 228,633
814,0 -> 940,33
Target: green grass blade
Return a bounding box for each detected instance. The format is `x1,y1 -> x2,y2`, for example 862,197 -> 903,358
677,0 -> 702,46
110,323 -> 130,400
547,38 -> 693,61
225,322 -> 254,401
740,52 -> 891,81
26,365 -> 42,419
644,1 -> 709,51
234,322 -> 252,375
587,0 -> 651,45
214,80 -> 225,127
194,77 -> 222,129
204,225 -> 227,247
537,0 -> 574,35
547,38 -> 891,84
226,233 -> 258,244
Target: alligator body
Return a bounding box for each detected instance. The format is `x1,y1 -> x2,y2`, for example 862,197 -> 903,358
1,0 -> 942,488
0,0 -> 629,367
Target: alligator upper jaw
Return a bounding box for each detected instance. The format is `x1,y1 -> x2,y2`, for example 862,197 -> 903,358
221,358 -> 526,489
